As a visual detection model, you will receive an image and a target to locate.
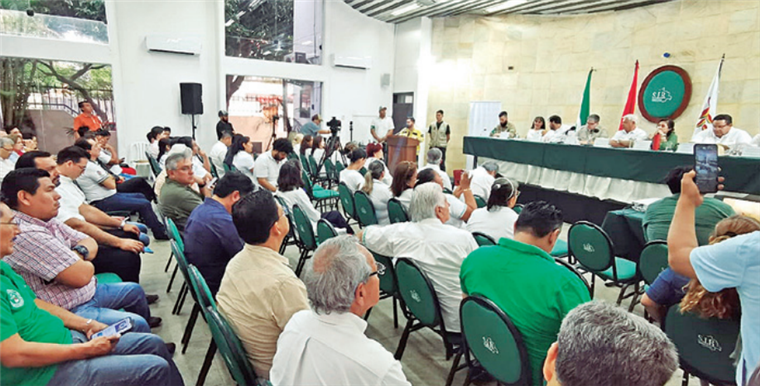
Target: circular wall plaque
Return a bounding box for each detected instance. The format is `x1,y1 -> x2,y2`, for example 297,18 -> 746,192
638,65 -> 692,123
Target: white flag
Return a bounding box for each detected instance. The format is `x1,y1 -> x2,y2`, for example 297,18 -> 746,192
693,56 -> 724,141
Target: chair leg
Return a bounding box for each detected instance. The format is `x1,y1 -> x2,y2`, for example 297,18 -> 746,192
394,318 -> 415,360
393,296 -> 399,329
181,303 -> 200,354
627,282 -> 642,312
590,274 -> 596,299
164,251 -> 174,272
196,340 -> 217,386
176,284 -> 189,315
172,282 -> 186,315
681,371 -> 689,386
166,263 -> 179,293
445,351 -> 464,386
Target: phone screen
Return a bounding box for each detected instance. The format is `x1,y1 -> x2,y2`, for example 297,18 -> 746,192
694,144 -> 719,193
208,177 -> 218,187
90,317 -> 132,340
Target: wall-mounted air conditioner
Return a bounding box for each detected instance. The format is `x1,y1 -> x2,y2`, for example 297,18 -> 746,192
331,54 -> 372,70
146,34 -> 202,56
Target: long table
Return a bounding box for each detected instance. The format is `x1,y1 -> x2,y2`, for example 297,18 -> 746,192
464,136 -> 760,196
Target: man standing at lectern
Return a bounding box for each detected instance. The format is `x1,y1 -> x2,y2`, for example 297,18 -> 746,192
399,118 -> 424,157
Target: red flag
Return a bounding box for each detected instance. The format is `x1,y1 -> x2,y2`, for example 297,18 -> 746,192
618,60 -> 639,130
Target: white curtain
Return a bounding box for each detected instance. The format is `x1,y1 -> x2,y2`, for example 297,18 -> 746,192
467,101 -> 502,169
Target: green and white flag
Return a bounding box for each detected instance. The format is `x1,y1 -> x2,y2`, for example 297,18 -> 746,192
575,68 -> 593,128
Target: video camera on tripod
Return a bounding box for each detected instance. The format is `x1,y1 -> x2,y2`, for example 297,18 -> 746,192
327,117 -> 341,135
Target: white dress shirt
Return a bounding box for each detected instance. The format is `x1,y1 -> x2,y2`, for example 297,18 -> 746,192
692,127 -> 753,148
526,129 -> 544,142
55,175 -> 87,223
469,167 -> 495,202
271,310 -> 411,386
277,189 -> 321,230
542,125 -> 572,143
466,206 -> 519,242
420,164 -> 452,191
254,151 -> 284,188
362,218 -> 479,333
340,169 -> 365,192
395,188 -> 414,211
751,134 -> 760,147
233,151 -> 256,183
0,157 -> 15,183
367,180 -> 393,225
445,193 -> 468,228
209,141 -> 228,177
192,156 -> 208,179
366,157 -> 393,186
611,127 -> 649,144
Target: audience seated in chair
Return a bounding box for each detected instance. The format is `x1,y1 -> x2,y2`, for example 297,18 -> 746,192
543,301 -> 677,386
209,130 -> 233,178
271,236 -> 411,385
668,170 -> 760,386
339,148 -> 367,193
468,161 -> 498,201
147,125 -> 168,158
255,138 -> 292,192
217,189 -> 309,380
466,178 -> 520,241
159,151 -> 210,231
361,160 -> 393,225
460,201 -> 591,386
390,161 -> 417,211
0,202 -> 184,386
184,171 -> 255,295
359,183 -> 478,334
224,134 -> 256,183
76,138 -> 156,202
276,160 -> 353,233
94,129 -> 136,176
419,148 -> 451,191
0,169 -> 161,332
365,142 -> 392,186
0,137 -> 17,183
299,135 -> 313,159
416,168 -> 475,228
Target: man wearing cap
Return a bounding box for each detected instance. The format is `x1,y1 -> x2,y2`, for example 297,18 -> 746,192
216,110 -> 235,140
300,114 -> 330,137
370,106 -> 395,144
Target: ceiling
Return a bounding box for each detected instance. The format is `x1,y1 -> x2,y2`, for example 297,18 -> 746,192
345,0 -> 675,24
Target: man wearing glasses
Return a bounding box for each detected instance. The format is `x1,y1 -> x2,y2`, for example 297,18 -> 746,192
158,151 -> 210,231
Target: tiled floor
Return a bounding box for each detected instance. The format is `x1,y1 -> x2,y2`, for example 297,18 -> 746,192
141,223 -> 705,386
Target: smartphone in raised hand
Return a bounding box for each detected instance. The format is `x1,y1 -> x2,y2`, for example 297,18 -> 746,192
694,144 -> 719,194
90,317 -> 132,340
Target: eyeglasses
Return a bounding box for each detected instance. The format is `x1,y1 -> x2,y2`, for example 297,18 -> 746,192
369,261 -> 386,277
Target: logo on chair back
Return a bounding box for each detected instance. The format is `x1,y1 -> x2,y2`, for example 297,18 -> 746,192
410,290 -> 421,303
583,243 -> 595,253
482,336 -> 499,355
697,335 -> 722,352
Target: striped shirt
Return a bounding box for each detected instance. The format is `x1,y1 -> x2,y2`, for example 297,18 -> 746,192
4,211 -> 96,310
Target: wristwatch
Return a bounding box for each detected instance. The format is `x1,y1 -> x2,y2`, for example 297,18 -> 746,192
72,245 -> 90,261
119,218 -> 127,229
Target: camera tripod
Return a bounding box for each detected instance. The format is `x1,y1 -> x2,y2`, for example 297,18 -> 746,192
316,131 -> 347,184
265,116 -> 280,152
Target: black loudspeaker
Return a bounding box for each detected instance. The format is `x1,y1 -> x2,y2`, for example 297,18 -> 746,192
180,83 -> 203,115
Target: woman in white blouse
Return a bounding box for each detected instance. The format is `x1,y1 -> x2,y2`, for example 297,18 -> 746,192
390,161 -> 417,210
277,160 -> 353,233
466,178 -> 520,241
361,160 -> 393,225
365,142 -> 393,186
526,116 -> 546,142
309,135 -> 325,161
339,148 -> 367,192
224,134 -> 256,183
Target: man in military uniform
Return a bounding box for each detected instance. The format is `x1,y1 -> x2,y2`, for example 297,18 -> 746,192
490,111 -> 517,138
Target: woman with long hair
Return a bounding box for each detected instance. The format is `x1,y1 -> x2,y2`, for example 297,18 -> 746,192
652,119 -> 678,151
466,178 -> 520,240
277,160 -> 353,233
339,148 -> 367,192
526,116 -> 546,142
156,137 -> 172,169
224,134 -> 255,182
365,142 -> 392,185
390,161 -> 417,210
299,135 -> 313,158
310,135 -> 325,161
361,160 -> 393,225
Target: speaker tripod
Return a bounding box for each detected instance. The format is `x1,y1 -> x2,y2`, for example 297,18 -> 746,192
265,116 -> 280,152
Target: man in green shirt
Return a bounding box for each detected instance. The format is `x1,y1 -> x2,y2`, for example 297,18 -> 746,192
0,202 -> 184,386
159,152 -> 209,230
460,201 -> 590,386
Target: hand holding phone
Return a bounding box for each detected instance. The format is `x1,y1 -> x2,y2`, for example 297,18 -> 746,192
208,177 -> 218,188
90,318 -> 133,340
694,144 -> 719,193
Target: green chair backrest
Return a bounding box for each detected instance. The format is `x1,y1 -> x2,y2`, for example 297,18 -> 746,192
324,159 -> 337,182
275,196 -> 298,242
638,241 -> 669,285
146,152 -> 162,177
95,272 -> 122,284
292,205 -> 317,250
205,308 -> 259,385
554,257 -> 592,297
353,191 -> 378,226
316,219 -> 338,244
170,240 -> 194,301
338,183 -> 356,219
513,204 -> 524,214
300,154 -> 312,176
443,187 -> 453,195
188,265 -> 217,311
335,161 -> 345,174
166,218 -> 184,252
395,258 -> 442,328
359,166 -> 367,176
568,221 -> 614,273
223,162 -> 231,173
308,155 -> 321,175
209,161 -> 219,179
387,198 -> 409,224
472,232 -> 496,247
371,250 -> 397,296
474,195 -> 487,208
664,305 -> 740,384
301,170 -> 315,199
460,296 -> 531,386
287,152 -> 299,161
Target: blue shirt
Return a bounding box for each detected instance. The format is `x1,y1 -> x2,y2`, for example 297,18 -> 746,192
184,198 -> 244,295
300,122 -> 320,137
690,231 -> 760,385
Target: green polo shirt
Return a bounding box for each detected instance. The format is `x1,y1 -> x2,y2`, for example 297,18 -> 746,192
643,194 -> 734,246
159,178 -> 204,230
1,261 -> 72,386
460,238 -> 590,386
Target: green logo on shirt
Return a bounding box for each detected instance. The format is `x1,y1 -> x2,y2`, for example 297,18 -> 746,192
7,289 -> 23,309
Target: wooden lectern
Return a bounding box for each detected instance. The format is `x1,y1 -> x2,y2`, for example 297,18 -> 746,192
386,135 -> 419,173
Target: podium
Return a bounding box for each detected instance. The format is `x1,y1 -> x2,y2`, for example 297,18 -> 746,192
386,135 -> 419,173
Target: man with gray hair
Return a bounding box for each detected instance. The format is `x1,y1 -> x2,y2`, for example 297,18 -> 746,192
610,114 -> 648,148
419,147 -> 452,191
158,151 -> 209,230
469,161 -> 499,201
271,236 -> 411,385
543,301 -> 678,386
0,136 -> 16,182
359,183 -> 478,333
577,114 -> 608,145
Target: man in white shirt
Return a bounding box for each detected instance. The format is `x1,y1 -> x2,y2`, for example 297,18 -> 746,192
419,148 -> 452,191
469,161 -> 498,201
210,130 -> 232,177
692,114 -> 752,149
542,115 -> 572,143
751,133 -> 760,147
358,183 -> 479,333
609,114 -> 648,148
255,138 -> 292,192
0,137 -> 16,183
370,106 -> 395,143
271,236 -> 411,386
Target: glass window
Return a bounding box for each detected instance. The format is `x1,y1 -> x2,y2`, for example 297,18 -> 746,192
225,0 -> 323,65
0,0 -> 108,44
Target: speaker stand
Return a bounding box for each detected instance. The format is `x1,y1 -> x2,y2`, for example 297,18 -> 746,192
191,114 -> 197,140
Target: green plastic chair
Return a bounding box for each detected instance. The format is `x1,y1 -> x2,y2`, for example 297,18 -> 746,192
513,203 -> 524,214
335,161 -> 345,174
183,264 -> 217,356
472,232 -> 497,247
200,308 -> 259,386
169,240 -> 193,316
95,272 -> 122,284
474,195 -> 487,208
292,205 -> 318,276
365,250 -> 401,329
338,182 -> 357,221
554,257 -> 592,297
302,170 -> 339,211
395,258 -> 464,385
300,154 -> 312,176
359,166 -> 367,176
316,218 -> 338,244
568,221 -> 641,310
638,240 -> 669,286
459,296 -> 531,386
664,304 -> 740,386
353,191 -> 379,227
275,196 -> 299,254
209,161 -> 219,178
387,198 -> 409,223
146,152 -> 161,177
164,218 -> 185,292
550,239 -> 569,258
323,158 -> 338,186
